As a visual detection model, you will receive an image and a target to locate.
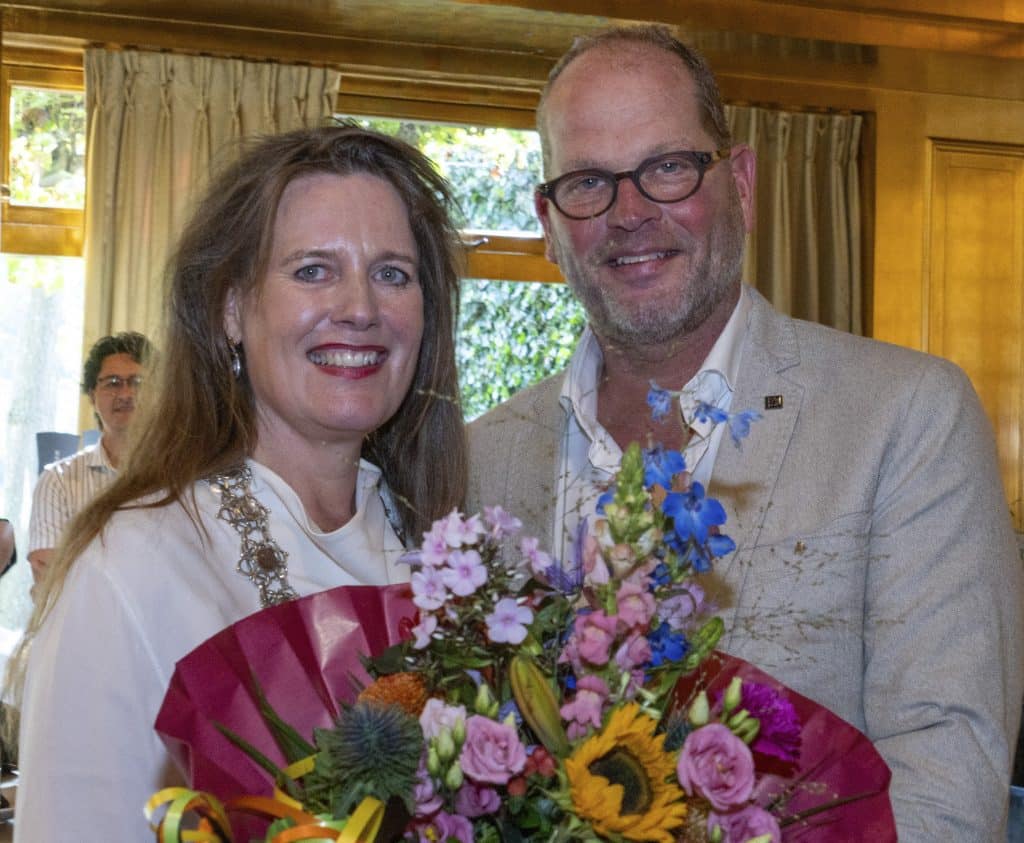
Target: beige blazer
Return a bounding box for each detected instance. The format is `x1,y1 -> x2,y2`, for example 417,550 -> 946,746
468,286 -> 1024,841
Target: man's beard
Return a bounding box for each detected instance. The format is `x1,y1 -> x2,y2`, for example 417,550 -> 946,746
554,194 -> 747,351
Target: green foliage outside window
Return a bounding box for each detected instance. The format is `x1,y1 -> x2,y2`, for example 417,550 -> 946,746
8,86 -> 86,208
350,117 -> 586,419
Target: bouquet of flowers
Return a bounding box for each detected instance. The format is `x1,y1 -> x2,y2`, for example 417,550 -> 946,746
151,389 -> 894,842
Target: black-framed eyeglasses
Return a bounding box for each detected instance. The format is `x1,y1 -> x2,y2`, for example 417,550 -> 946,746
537,148 -> 731,220
96,374 -> 144,392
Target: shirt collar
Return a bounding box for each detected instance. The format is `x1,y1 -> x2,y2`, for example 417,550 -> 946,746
561,285 -> 751,427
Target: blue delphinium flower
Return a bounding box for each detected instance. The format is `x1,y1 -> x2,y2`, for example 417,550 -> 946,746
661,482 -> 728,546
727,409 -> 762,446
595,487 -> 616,515
693,401 -> 729,426
646,621 -> 689,667
643,445 -> 687,491
647,381 -> 673,421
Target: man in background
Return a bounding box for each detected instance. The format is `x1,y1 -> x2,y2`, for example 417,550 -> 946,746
468,25 -> 1023,839
27,331 -> 152,583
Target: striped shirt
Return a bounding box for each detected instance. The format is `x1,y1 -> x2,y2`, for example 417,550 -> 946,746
28,442 -> 116,553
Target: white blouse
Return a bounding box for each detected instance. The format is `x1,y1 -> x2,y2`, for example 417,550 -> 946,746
15,458 -> 408,843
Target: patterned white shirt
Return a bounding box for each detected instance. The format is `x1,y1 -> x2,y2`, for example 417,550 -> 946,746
553,287 -> 751,562
28,441 -> 116,553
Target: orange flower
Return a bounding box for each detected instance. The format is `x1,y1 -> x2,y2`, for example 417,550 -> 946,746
357,672 -> 429,717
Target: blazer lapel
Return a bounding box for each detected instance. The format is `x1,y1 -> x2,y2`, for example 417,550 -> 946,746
709,290 -> 803,623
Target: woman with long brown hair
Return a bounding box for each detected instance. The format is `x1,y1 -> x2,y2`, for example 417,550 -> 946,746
12,123 -> 467,842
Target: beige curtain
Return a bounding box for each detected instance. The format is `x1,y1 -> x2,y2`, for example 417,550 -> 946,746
727,105 -> 863,334
81,49 -> 341,353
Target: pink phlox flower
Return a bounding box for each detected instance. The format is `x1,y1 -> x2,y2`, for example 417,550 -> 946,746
559,674 -> 609,740
460,715 -> 527,785
520,535 -> 553,577
412,755 -> 443,816
440,509 -> 484,548
484,597 -> 533,645
411,567 -> 448,611
615,581 -> 657,629
707,804 -> 781,843
411,613 -> 438,649
419,522 -> 450,567
441,549 -> 488,596
413,810 -> 473,843
453,781 -> 501,818
658,584 -> 706,630
677,723 -> 755,811
614,631 -> 652,674
573,610 -> 618,666
484,505 -> 522,538
420,698 -> 467,740
581,531 -> 610,586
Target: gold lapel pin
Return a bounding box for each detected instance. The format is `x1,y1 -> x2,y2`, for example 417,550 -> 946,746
764,395 -> 784,410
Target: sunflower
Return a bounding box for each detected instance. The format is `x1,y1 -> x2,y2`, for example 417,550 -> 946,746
564,702 -> 687,843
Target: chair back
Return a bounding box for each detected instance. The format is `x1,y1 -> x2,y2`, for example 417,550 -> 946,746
35,431 -> 81,474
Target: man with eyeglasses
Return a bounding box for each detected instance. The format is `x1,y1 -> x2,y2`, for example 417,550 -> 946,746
27,331 -> 153,585
468,24 -> 1022,841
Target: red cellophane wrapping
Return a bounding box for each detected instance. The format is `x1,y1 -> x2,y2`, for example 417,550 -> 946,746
155,584 -> 416,839
156,584 -> 895,841
673,651 -> 896,841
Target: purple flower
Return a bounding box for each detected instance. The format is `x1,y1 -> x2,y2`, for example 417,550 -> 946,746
441,549 -> 488,596
483,505 -> 522,537
658,584 -> 706,629
708,804 -> 781,843
521,535 -> 554,578
484,597 -> 533,645
677,723 -> 755,811
460,715 -> 527,785
419,698 -> 467,740
437,509 -> 484,548
559,674 -> 609,740
412,756 -> 443,816
454,781 -> 500,818
418,524 -> 449,567
411,613 -> 437,649
414,810 -> 473,843
729,683 -> 801,763
613,631 -> 652,674
647,382 -> 673,421
411,567 -> 448,611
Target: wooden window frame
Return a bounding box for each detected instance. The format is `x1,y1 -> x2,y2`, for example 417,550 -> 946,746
338,76 -> 561,284
1,62 -> 85,257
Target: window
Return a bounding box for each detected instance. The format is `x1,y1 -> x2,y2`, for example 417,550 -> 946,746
0,63 -> 87,628
345,115 -> 585,419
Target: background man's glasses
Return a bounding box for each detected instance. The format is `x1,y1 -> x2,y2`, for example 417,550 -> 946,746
537,148 -> 731,220
96,374 -> 143,392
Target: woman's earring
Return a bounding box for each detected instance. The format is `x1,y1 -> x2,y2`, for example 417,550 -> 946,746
230,342 -> 243,380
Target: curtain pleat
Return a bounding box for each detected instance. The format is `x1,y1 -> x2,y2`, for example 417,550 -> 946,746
81,50 -> 341,374
726,105 -> 863,334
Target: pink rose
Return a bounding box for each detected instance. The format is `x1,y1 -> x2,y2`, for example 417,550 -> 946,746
454,781 -> 501,817
677,723 -> 755,811
708,805 -> 781,842
459,715 -> 527,785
